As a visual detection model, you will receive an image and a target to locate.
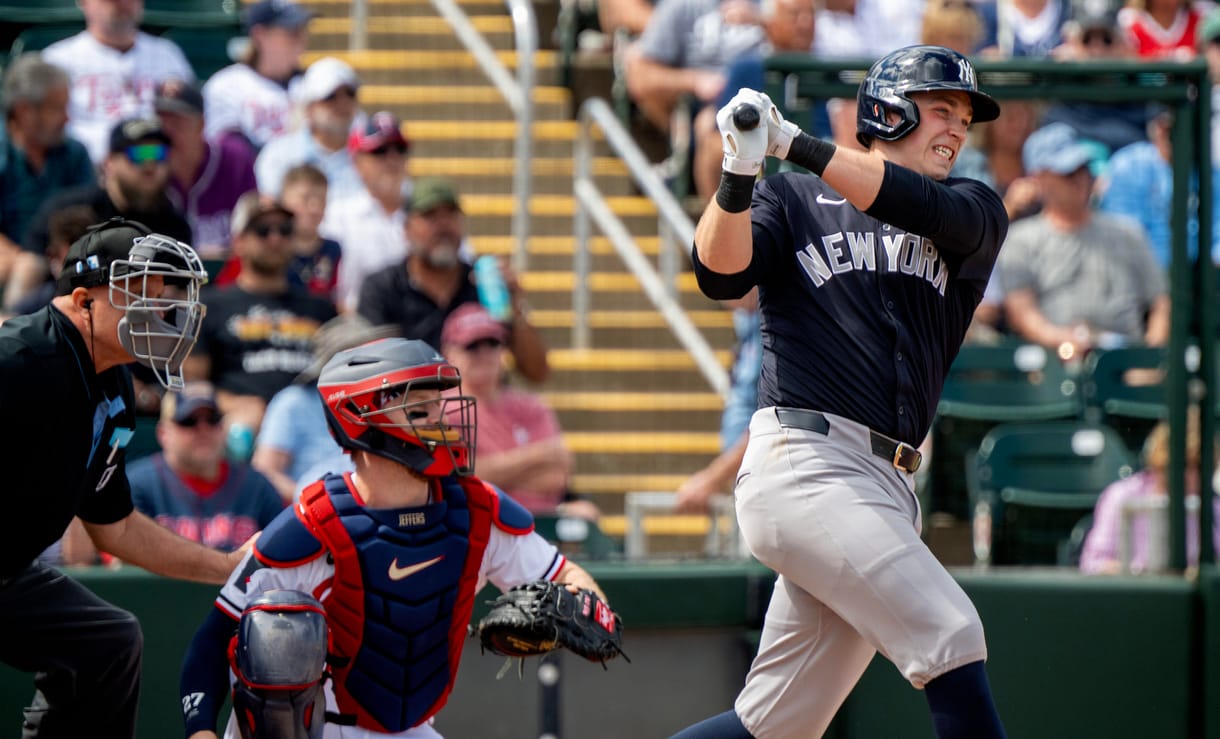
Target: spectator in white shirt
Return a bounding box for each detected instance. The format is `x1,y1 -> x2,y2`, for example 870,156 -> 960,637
254,57 -> 364,204
203,0 -> 313,150
42,0 -> 195,165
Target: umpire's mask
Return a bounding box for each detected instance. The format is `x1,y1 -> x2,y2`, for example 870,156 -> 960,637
109,233 -> 208,390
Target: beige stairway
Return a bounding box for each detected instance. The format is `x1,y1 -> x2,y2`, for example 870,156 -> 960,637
298,0 -> 736,545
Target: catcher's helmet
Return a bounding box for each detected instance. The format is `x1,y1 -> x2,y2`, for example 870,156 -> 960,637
317,337 -> 475,477
856,45 -> 1000,147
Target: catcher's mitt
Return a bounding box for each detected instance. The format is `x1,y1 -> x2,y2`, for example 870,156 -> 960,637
476,581 -> 627,666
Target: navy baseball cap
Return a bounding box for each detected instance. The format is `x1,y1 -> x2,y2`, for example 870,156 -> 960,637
161,381 -> 221,424
57,218 -> 154,294
1022,123 -> 1100,175
244,0 -> 315,30
154,79 -> 204,117
109,117 -> 170,153
348,111 -> 410,154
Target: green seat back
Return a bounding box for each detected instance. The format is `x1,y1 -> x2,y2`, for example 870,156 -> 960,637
970,422 -> 1136,566
938,343 -> 1080,422
7,23 -> 83,57
532,514 -> 620,561
160,26 -> 242,80
143,0 -> 241,30
1081,346 -> 1168,455
0,2 -> 80,26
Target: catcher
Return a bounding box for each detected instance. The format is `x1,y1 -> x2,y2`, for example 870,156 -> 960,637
178,338 -> 619,739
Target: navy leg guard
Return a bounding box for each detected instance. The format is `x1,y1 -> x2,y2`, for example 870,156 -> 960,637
669,709 -> 756,739
924,661 -> 1006,739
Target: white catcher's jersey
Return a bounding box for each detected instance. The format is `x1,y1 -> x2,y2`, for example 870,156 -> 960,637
203,64 -> 301,149
215,526 -> 566,738
43,31 -> 195,165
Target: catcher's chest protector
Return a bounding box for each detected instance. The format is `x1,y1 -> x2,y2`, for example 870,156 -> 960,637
297,474 -> 495,732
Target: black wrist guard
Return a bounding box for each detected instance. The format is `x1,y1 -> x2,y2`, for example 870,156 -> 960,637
787,133 -> 836,176
715,171 -> 755,213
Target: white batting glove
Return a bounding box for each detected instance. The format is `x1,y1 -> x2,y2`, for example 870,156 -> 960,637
716,89 -> 772,176
765,101 -> 803,161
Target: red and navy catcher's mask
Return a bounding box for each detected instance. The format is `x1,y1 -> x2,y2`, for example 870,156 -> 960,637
856,44 -> 1000,147
318,338 -> 476,477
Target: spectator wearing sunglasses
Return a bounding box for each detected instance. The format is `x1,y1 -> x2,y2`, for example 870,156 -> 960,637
441,304 -> 597,520
24,117 -> 193,261
184,192 -> 337,433
125,382 -> 283,553
255,57 -> 365,206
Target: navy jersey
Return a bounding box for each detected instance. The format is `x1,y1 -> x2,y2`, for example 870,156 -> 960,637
693,162 -> 1008,444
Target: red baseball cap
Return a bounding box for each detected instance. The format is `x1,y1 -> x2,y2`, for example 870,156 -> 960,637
347,111 -> 409,154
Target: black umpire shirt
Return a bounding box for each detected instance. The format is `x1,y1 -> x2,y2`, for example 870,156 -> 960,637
0,304 -> 137,578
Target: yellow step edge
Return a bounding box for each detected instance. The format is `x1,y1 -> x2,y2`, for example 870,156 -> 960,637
360,85 -> 568,105
410,157 -> 627,177
302,49 -> 557,69
565,432 -> 720,454
519,272 -> 701,292
543,391 -> 724,411
547,348 -> 734,370
311,16 -> 514,34
528,310 -> 733,329
599,515 -> 715,537
570,474 -> 688,494
471,236 -> 660,254
459,195 -> 655,217
408,120 -> 589,140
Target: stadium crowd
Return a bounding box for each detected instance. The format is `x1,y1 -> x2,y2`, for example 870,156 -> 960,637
1,0 -> 1219,568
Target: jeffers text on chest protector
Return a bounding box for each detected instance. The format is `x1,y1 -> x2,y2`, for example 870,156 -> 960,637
229,590 -> 329,739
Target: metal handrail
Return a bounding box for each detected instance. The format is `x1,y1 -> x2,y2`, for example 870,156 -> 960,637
348,0 -> 536,270
573,97 -> 729,398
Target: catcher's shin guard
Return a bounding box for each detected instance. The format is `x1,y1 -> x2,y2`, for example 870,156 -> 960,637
229,590 -> 329,739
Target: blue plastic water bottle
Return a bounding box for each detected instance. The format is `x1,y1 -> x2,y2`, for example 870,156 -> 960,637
226,422 -> 255,463
474,255 -> 513,321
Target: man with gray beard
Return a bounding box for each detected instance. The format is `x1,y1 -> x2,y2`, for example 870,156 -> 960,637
24,117 -> 192,261
356,177 -> 551,382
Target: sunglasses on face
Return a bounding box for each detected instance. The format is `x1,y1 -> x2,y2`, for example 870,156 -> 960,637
1082,29 -> 1114,46
369,143 -> 408,157
463,338 -> 505,352
249,221 -> 294,239
176,412 -> 222,428
323,86 -> 357,103
125,143 -> 168,165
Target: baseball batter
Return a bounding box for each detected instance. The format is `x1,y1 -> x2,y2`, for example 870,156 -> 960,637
671,46 -> 1009,739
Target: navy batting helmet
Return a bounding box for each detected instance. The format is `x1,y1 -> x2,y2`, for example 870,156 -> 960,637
856,45 -> 999,147
317,338 -> 475,477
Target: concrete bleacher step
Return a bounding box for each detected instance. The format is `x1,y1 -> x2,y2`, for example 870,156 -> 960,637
298,0 -> 731,536
543,390 -> 724,432
302,49 -> 562,86
410,157 -> 633,196
299,0 -> 514,18
307,14 -> 517,50
406,120 -> 612,159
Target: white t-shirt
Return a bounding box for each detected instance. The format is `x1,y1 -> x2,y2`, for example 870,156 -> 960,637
43,31 -> 195,165
203,63 -> 301,149
215,475 -> 566,738
322,188 -> 408,313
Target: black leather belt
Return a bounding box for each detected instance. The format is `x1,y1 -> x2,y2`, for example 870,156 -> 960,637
774,408 -> 923,474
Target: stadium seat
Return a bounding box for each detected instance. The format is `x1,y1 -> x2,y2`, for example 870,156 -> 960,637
532,514 -> 620,560
143,0 -> 241,30
0,1 -> 80,26
160,26 -> 242,80
6,23 -> 83,57
928,342 -> 1082,518
1081,346 -> 1167,454
126,414 -> 162,461
968,421 -> 1136,567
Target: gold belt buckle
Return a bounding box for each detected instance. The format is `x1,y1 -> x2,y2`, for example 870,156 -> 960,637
893,442 -> 922,474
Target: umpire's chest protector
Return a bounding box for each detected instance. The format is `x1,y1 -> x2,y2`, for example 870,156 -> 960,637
296,473 -> 497,732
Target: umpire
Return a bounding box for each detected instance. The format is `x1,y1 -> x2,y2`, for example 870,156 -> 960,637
673,46 -> 1009,739
0,219 -> 250,736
